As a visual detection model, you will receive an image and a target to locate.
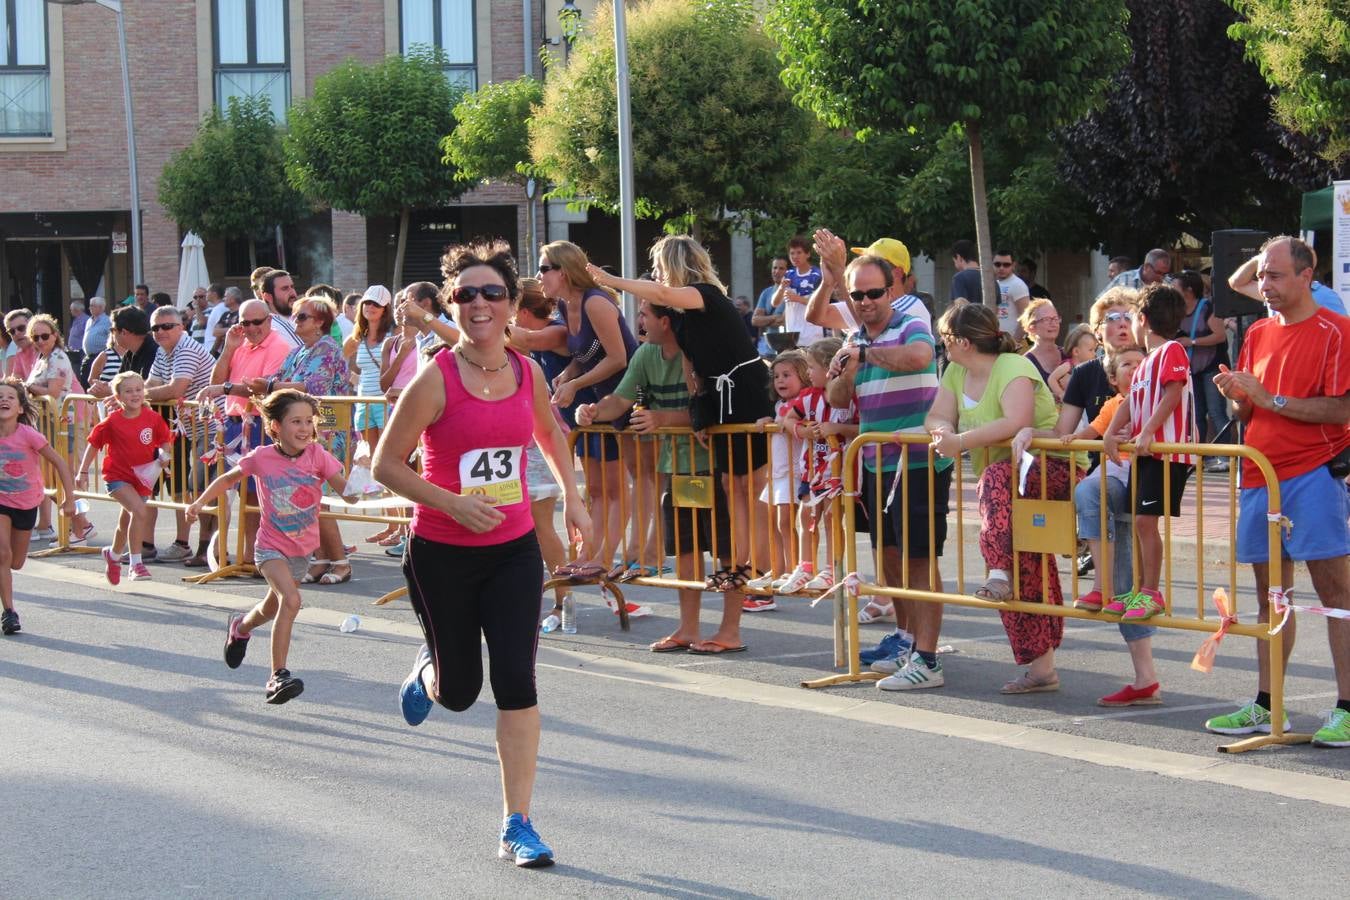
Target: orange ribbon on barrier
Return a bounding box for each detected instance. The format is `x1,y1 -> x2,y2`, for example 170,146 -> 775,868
812,571 -> 861,608
1191,588 -> 1236,674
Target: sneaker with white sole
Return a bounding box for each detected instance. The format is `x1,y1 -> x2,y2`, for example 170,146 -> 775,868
102,546 -> 122,586
777,565 -> 814,594
1312,708 -> 1350,748
742,596 -> 778,612
859,631 -> 912,666
877,657 -> 944,691
68,524 -> 96,546
130,563 -> 152,581
158,542 -> 193,562
32,526 -> 56,542
746,572 -> 779,591
1204,701 -> 1289,735
804,570 -> 835,591
869,644 -> 915,675
499,813 -> 554,867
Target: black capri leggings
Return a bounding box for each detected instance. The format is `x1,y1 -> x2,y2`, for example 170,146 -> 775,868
402,531 -> 544,712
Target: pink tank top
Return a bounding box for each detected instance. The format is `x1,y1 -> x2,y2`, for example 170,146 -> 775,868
411,347 -> 536,547
390,335 -> 420,391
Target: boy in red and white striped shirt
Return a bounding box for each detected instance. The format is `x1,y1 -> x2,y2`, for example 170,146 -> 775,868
1103,283 -> 1194,621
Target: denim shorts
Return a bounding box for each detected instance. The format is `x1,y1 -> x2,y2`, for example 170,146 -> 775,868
1237,465 -> 1350,563
254,546 -> 310,582
106,480 -> 151,498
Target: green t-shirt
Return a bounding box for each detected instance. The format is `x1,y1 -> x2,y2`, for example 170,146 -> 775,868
614,342 -> 709,473
940,352 -> 1064,476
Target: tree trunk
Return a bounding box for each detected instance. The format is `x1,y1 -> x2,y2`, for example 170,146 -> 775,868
966,120 -> 998,310
690,216 -> 703,243
392,206 -> 411,288
248,236 -> 257,272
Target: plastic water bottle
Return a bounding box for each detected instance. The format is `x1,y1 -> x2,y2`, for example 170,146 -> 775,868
540,613 -> 561,634
73,499 -> 90,516
339,615 -> 360,633
561,592 -> 577,634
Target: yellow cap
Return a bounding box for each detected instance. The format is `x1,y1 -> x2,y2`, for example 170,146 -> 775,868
850,238 -> 911,276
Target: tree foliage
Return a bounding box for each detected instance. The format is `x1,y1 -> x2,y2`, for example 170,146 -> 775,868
768,0 -> 1128,304
158,96 -> 309,242
444,76 -> 543,185
285,50 -> 466,217
1229,0 -> 1350,162
1058,0 -> 1333,250
530,0 -> 809,235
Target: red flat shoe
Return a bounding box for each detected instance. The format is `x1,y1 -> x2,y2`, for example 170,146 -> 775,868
1098,682 -> 1162,707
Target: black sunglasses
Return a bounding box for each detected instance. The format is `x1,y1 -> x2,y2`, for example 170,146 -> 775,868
537,263 -> 562,274
848,287 -> 888,302
30,332 -> 54,343
293,312 -> 316,323
450,284 -> 510,304
151,323 -> 179,332
239,317 -> 268,328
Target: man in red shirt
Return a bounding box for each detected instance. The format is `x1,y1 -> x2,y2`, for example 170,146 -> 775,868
1207,236 -> 1350,747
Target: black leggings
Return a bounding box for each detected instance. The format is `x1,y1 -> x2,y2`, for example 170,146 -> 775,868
402,531 -> 544,711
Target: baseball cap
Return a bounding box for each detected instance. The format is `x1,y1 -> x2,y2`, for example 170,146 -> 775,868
361,285 -> 392,306
851,238 -> 911,276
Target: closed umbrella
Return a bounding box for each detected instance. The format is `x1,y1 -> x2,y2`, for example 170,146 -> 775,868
176,231 -> 210,309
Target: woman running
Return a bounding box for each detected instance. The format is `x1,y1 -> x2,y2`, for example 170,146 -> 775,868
373,239 -> 589,868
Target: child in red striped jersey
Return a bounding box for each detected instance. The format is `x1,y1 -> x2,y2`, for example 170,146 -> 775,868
1103,284 -> 1194,624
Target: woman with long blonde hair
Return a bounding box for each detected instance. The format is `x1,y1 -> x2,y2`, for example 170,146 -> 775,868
509,240 -> 638,587
586,235 -> 772,655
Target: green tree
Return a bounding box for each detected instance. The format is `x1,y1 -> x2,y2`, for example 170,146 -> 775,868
768,0 -> 1128,305
285,50 -> 466,286
530,0 -> 809,237
158,96 -> 309,269
443,76 -> 543,185
1229,0 -> 1350,162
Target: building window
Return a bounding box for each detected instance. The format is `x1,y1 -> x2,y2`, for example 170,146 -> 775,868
214,0 -> 290,122
401,0 -> 476,91
0,0 -> 50,137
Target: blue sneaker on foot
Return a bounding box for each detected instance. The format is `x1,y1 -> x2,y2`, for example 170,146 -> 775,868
400,644 -> 433,726
859,631 -> 912,666
499,813 -> 555,867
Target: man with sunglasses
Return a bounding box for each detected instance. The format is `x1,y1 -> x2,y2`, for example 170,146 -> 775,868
823,245 -> 952,689
992,250 -> 1031,343
147,306 -> 218,564
3,309 -> 36,380
803,231 -> 928,334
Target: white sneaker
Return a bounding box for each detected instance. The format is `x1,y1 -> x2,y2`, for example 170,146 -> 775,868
746,572 -> 779,591
877,658 -> 944,691
68,524 -> 97,546
777,566 -> 814,594
869,649 -> 913,675
804,570 -> 835,591
33,526 -> 56,542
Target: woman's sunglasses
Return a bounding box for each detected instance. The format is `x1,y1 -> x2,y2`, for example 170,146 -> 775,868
450,284 -> 510,304
30,332 -> 54,343
537,264 -> 561,274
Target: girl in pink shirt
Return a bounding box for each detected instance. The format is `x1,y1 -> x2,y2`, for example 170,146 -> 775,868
0,378 -> 80,636
187,390 -> 354,705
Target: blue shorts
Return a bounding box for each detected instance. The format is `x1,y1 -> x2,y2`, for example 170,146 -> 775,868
106,480 -> 151,498
1237,465 -> 1350,564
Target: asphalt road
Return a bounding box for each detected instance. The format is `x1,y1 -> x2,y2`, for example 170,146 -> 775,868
4,501 -> 1349,898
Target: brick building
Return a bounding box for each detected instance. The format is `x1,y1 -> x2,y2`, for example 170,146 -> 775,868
0,0 -> 640,320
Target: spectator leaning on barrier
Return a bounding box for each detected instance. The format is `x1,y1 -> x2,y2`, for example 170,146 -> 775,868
1206,235 -> 1350,748
824,248 -> 952,691
575,299 -> 734,651
4,309 -> 36,381
145,305 -> 217,565
928,303 -> 1074,695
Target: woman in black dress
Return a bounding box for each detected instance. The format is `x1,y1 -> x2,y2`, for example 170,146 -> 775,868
586,236 -> 772,654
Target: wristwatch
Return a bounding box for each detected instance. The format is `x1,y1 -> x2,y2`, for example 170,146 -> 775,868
1272,394 -> 1288,412
422,311 -> 435,324
222,381 -> 233,397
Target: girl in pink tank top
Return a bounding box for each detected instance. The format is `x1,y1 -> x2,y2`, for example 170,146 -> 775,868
372,241 -> 590,868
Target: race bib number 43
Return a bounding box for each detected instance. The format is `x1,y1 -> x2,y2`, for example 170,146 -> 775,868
459,446 -> 524,507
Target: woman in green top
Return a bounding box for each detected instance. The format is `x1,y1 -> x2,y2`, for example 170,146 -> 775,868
926,304 -> 1075,694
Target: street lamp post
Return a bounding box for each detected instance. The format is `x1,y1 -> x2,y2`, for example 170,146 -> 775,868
48,0 -> 142,288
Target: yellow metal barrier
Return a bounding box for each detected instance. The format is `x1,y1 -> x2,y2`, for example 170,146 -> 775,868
805,431 -> 1306,754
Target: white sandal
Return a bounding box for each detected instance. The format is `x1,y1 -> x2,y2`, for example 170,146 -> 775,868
858,599 -> 895,624
301,559 -> 332,584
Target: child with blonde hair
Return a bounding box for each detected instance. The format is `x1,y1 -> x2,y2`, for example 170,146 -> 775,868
745,349 -> 808,609
76,371 -> 173,584
778,338 -> 858,593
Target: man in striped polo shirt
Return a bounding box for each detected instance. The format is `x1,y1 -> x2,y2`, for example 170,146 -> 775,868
147,305 -> 219,564
823,243 -> 952,690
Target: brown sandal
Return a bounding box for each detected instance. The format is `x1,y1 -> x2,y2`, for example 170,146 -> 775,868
1000,670 -> 1060,694
973,577 -> 1013,602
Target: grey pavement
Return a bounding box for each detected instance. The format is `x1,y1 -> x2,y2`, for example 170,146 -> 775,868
4,496 -> 1349,897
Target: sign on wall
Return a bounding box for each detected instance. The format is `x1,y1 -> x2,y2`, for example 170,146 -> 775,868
111,232 -> 128,255
1334,181 -> 1350,310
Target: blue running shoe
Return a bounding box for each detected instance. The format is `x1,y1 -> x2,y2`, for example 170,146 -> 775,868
859,631 -> 912,666
400,644 -> 433,726
499,813 -> 555,867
